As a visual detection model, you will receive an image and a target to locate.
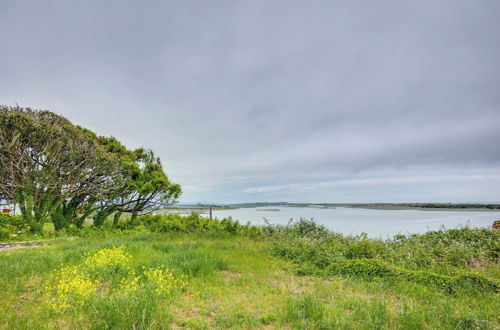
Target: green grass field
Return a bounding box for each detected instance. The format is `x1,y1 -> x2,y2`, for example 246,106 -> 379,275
0,231 -> 498,329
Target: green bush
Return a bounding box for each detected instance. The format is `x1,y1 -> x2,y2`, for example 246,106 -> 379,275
268,219 -> 500,271
267,219 -> 500,295
141,212 -> 262,237
0,226 -> 14,241
0,214 -> 30,241
297,258 -> 499,295
345,237 -> 386,259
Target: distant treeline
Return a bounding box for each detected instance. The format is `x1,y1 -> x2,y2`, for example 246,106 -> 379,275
315,203 -> 500,210
401,203 -> 500,209
179,202 -> 500,210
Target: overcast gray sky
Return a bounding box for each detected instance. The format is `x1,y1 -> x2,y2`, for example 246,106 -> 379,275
1,0 -> 499,203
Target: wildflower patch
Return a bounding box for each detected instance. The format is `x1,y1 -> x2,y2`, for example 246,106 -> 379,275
143,266 -> 188,296
46,266 -> 98,312
83,245 -> 132,279
44,246 -> 188,312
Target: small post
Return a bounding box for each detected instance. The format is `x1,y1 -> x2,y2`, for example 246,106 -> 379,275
209,205 -> 212,220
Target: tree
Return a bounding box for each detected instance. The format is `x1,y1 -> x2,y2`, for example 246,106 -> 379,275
89,139 -> 181,227
114,149 -> 181,224
0,106 -> 120,233
0,106 -> 181,232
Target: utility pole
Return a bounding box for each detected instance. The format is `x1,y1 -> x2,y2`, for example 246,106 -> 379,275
209,205 -> 212,220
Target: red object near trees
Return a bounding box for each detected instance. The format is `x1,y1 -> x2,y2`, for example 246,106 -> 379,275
2,209 -> 10,214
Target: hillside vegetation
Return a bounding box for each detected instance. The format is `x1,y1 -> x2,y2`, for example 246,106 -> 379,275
0,214 -> 498,329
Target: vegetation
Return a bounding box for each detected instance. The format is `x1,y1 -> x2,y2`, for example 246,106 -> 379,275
402,203 -> 500,210
0,212 -> 261,242
339,203 -> 500,210
267,219 -> 499,288
0,215 -> 498,328
44,245 -> 187,314
0,106 -> 181,234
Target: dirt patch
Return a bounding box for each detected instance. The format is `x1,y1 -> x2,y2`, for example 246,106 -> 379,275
220,270 -> 242,281
0,241 -> 41,252
172,307 -> 217,328
174,307 -> 201,319
0,237 -> 76,252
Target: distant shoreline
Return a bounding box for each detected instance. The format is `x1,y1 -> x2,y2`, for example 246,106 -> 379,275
342,205 -> 500,212
164,203 -> 500,213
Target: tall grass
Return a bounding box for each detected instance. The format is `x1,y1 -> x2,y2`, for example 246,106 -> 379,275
267,218 -> 499,277
0,218 -> 498,328
0,233 -> 234,328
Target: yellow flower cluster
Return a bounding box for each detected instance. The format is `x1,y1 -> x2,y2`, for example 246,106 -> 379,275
46,266 -> 97,312
143,266 -> 188,296
115,273 -> 142,297
44,246 -> 189,312
83,245 -> 132,277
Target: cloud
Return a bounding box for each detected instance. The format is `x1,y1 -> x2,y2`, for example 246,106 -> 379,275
1,0 -> 499,203
244,173 -> 500,194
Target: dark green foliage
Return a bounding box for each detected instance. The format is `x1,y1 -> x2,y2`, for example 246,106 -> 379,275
0,211 -> 263,242
269,218 -> 499,270
0,214 -> 29,240
0,106 -> 121,233
319,259 -> 498,294
0,214 -> 24,227
404,203 -> 500,209
0,227 -> 12,241
0,106 -> 181,233
141,212 -> 262,237
268,218 -> 500,295
51,208 -> 68,232
392,226 -> 500,266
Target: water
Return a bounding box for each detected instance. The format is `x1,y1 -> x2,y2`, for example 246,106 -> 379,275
212,206 -> 499,238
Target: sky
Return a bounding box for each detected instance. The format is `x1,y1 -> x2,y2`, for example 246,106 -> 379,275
1,0 -> 500,203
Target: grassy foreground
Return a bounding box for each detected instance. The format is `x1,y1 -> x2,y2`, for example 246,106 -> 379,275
0,230 -> 498,329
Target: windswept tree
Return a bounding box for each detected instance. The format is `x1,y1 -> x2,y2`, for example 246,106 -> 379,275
0,106 -> 181,232
88,138 -> 181,227
113,148 -> 181,224
0,106 -> 121,232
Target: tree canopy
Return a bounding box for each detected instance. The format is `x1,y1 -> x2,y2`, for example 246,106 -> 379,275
0,106 -> 181,233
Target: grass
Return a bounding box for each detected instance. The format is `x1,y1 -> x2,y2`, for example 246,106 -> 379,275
0,230 -> 498,329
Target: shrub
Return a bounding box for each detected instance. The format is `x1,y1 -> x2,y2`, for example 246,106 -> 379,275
299,259 -> 499,295
344,238 -> 386,259
0,214 -> 29,241
267,219 -> 500,295
0,225 -> 15,241
0,214 -> 26,228
141,212 -> 262,237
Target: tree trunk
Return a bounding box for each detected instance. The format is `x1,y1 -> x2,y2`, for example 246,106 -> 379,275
52,207 -> 68,231
93,208 -> 114,227
113,211 -> 123,227
130,211 -> 139,224
77,211 -> 90,228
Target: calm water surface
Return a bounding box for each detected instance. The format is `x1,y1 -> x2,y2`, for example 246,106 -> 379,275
212,206 -> 498,238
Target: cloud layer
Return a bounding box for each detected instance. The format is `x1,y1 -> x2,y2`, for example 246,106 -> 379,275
1,0 -> 499,203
